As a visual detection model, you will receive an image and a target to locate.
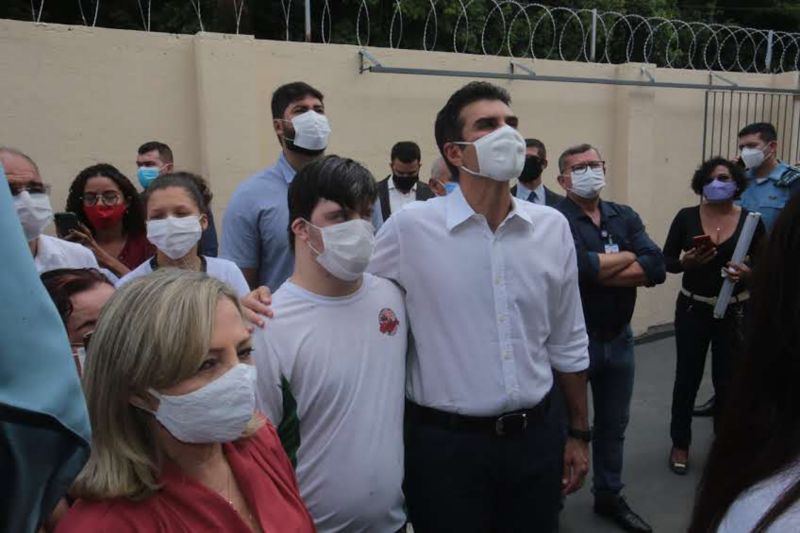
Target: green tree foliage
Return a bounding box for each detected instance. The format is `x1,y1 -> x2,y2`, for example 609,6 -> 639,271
2,1 -> 798,71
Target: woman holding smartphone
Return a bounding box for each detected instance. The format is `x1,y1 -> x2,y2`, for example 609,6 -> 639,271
662,157 -> 765,476
65,164 -> 152,278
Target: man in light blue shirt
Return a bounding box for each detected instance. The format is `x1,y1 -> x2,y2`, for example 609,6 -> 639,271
221,82 -> 330,290
736,122 -> 800,232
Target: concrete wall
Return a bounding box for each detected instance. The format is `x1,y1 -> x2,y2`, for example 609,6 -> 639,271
2,18 -> 798,333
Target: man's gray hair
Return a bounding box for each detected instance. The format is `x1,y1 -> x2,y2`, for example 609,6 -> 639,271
0,147 -> 40,175
558,143 -> 602,174
430,156 -> 449,182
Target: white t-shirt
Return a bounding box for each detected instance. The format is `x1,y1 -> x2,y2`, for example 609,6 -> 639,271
116,256 -> 250,297
253,273 -> 407,533
34,234 -> 99,273
718,462 -> 800,532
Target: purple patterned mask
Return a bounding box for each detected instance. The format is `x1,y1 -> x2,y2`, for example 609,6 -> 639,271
703,179 -> 736,202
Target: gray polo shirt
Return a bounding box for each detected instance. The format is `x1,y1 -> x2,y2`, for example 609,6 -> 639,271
221,153 -> 296,290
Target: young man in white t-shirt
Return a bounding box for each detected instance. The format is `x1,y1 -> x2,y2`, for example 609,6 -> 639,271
252,155 -> 407,533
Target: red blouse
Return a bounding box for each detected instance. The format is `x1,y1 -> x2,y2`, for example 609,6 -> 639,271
118,232 -> 154,270
56,423 -> 315,533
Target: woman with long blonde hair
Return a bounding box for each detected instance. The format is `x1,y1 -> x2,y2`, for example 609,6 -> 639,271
56,269 -> 313,532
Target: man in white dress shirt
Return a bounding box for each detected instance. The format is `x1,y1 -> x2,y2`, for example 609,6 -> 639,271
369,81 -> 591,532
373,141 -> 435,230
2,148 -> 98,274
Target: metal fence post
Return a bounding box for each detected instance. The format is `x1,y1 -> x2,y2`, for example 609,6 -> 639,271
590,9 -> 598,62
305,0 -> 312,42
765,30 -> 774,72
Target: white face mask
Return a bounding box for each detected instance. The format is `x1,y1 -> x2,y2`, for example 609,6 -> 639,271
147,215 -> 202,260
71,345 -> 87,375
570,167 -> 606,199
148,363 -> 257,444
456,125 -> 526,182
307,218 -> 375,282
287,110 -> 331,151
741,146 -> 767,170
14,191 -> 53,242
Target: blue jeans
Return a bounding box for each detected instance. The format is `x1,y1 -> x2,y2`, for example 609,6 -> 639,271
588,325 -> 635,496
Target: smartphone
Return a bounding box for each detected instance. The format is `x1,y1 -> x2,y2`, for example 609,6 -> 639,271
55,212 -> 81,238
692,234 -> 714,251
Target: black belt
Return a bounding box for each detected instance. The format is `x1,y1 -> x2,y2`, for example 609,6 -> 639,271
406,393 -> 551,437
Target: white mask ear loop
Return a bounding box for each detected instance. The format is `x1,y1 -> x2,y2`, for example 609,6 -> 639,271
303,219 -> 324,256
451,141 -> 480,177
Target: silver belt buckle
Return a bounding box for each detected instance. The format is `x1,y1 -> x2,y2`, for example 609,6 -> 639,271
495,412 -> 528,436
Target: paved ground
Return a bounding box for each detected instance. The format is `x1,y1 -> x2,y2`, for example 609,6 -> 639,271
560,336 -> 714,532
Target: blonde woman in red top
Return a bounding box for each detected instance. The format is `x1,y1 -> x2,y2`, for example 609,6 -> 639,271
56,269 -> 314,532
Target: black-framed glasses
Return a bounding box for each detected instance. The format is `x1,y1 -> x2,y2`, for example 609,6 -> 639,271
82,192 -> 122,206
8,182 -> 51,196
569,161 -> 605,173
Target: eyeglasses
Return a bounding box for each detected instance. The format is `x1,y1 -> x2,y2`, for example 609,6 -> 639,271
82,192 -> 122,206
8,182 -> 51,196
569,161 -> 605,173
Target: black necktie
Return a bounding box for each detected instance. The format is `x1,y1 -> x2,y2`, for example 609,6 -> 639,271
527,191 -> 538,203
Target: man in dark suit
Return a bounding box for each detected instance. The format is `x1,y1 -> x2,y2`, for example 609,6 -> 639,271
374,142 -> 434,229
511,138 -> 564,207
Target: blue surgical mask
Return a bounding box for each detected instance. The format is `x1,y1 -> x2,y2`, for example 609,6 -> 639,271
444,182 -> 459,194
703,179 -> 737,202
137,167 -> 161,189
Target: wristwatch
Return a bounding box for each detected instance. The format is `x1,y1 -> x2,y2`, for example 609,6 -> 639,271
568,427 -> 593,442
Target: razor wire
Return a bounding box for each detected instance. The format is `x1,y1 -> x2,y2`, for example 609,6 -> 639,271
28,1 -> 800,73
281,1 -> 800,74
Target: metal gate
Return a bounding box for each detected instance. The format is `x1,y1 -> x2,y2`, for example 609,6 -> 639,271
703,90 -> 800,165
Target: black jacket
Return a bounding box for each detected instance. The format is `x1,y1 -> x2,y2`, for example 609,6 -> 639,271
511,184 -> 565,207
377,177 -> 435,223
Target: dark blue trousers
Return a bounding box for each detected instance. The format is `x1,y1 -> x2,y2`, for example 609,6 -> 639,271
588,325 -> 635,496
404,398 -> 564,533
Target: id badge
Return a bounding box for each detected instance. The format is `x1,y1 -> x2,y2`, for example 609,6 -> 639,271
604,243 -> 620,254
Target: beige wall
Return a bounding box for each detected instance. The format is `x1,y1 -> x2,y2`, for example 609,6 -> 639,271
2,18 -> 798,333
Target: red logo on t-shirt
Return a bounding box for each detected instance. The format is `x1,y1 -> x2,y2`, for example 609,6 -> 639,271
379,308 -> 400,336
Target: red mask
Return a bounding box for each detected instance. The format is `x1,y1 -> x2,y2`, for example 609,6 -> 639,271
84,204 -> 127,230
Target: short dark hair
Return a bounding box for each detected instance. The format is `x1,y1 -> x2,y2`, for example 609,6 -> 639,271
142,172 -> 207,213
737,122 -> 777,144
66,163 -> 146,237
391,142 -> 421,163
525,138 -> 547,159
287,155 -> 377,249
41,268 -> 113,326
690,157 -> 748,199
271,82 -> 325,119
435,82 -> 512,181
137,141 -> 174,164
558,143 -> 602,173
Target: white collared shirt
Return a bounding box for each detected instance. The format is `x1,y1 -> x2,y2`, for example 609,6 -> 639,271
388,179 -> 418,214
34,234 -> 99,273
368,187 -> 589,416
516,181 -> 546,205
